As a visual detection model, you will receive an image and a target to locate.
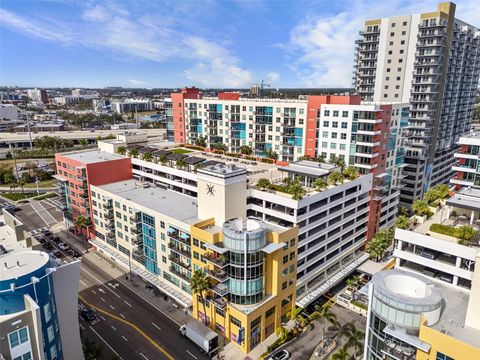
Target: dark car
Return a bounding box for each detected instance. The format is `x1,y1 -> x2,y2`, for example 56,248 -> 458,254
36,236 -> 47,244
51,235 -> 61,243
67,249 -> 81,258
80,307 -> 97,322
42,242 -> 53,250
52,250 -> 63,258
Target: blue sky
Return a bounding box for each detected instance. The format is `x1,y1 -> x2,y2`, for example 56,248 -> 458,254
0,0 -> 478,88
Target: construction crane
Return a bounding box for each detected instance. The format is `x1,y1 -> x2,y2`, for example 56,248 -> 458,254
259,80 -> 270,98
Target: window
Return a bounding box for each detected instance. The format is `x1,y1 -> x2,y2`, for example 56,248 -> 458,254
322,142 -> 328,149
341,122 -> 348,129
331,132 -> 337,139
330,143 -> 337,149
47,325 -> 55,343
340,144 -> 346,150
44,303 -> 51,322
342,111 -> 348,117
14,353 -> 32,360
436,353 -> 454,360
283,255 -> 288,264
324,110 -> 330,116
230,315 -> 242,328
332,121 -> 338,128
390,32 -> 394,36
403,21 -> 407,26
388,50 -> 392,55
266,306 -> 275,318
290,238 -> 295,247
400,40 -> 405,45
322,131 -> 328,138
391,23 -> 395,27
50,345 -> 57,360
8,327 -> 29,348
282,281 -> 287,290
323,121 -> 329,127
386,68 -> 391,72
333,110 -> 339,117
341,133 -> 347,140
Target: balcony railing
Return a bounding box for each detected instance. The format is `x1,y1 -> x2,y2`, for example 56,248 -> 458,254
205,268 -> 229,282
204,253 -> 229,268
169,266 -> 190,282
104,202 -> 113,210
104,210 -> 114,220
210,283 -> 229,297
168,242 -> 191,257
169,256 -> 191,270
168,232 -> 191,245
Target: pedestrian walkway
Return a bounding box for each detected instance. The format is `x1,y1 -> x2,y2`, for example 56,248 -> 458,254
30,200 -> 57,225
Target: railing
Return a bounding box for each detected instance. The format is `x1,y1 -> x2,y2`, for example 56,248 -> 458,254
204,253 -> 229,268
205,268 -> 229,282
169,244 -> 191,257
169,266 -> 190,281
104,211 -> 114,220
169,256 -> 191,270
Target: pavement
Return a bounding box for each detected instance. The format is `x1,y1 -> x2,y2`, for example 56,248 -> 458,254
283,304 -> 367,360
48,225 -> 210,360
6,197 -> 64,231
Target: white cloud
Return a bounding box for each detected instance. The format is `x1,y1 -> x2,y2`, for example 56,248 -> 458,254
284,0 -> 480,87
127,78 -> 146,85
265,72 -> 280,83
0,5 -> 252,88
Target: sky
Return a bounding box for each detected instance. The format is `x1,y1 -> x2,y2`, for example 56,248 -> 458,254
0,0 -> 479,89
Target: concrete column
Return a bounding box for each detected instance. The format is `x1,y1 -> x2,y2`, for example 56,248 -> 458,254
471,210 -> 475,225
447,206 -> 451,219
456,256 -> 461,268
453,276 -> 459,286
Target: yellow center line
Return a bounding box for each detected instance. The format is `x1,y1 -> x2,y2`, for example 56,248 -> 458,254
79,295 -> 175,360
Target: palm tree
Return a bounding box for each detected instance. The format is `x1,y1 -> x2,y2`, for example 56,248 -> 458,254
343,166 -> 358,180
264,149 -> 278,161
196,136 -> 207,148
288,181 -> 306,200
287,306 -> 306,333
129,148 -> 139,158
346,275 -> 361,299
74,215 -> 89,252
341,323 -> 364,359
256,178 -> 271,191
159,154 -> 168,166
18,178 -> 26,196
328,171 -> 345,185
412,200 -> 431,217
117,146 -> 126,155
313,178 -> 328,192
240,145 -> 253,155
176,158 -> 187,170
313,305 -> 337,343
366,238 -> 383,262
9,179 -> 18,194
317,154 -> 326,163
190,270 -> 210,325
332,345 -> 351,360
276,326 -> 289,343
395,215 -> 410,230
143,152 -> 153,162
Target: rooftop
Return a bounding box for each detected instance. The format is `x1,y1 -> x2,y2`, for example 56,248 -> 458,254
279,160 -> 339,179
446,187 -> 480,211
61,150 -> 126,164
97,179 -> 199,224
0,250 -> 50,281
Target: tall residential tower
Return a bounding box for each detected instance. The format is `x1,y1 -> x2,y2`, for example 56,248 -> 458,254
354,2 -> 480,207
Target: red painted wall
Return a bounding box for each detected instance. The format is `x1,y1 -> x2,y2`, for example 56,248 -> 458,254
305,95 -> 362,158
172,87 -> 202,144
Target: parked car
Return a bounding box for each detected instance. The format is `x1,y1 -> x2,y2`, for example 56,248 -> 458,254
42,242 -> 53,250
36,236 -> 47,244
58,242 -> 70,251
51,235 -> 60,243
42,229 -> 52,236
78,304 -> 98,324
67,249 -> 81,258
269,350 -> 290,360
52,250 -> 63,258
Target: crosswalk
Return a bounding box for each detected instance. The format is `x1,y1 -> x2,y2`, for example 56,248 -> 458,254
30,200 -> 57,226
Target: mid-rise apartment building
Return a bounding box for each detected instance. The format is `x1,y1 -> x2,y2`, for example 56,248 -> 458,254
54,150 -> 132,233
354,2 -> 480,207
451,132 -> 480,189
364,268 -> 480,360
0,209 -> 83,360
112,99 -> 154,114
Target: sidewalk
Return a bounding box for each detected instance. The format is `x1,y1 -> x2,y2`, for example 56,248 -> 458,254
50,223 -> 192,326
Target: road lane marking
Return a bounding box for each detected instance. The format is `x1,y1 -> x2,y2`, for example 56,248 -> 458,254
124,300 -> 132,307
100,297 -> 106,302
80,267 -> 121,298
139,353 -> 149,360
186,350 -> 198,359
100,315 -> 106,321
152,322 -> 161,331
111,325 -> 117,331
79,295 -> 174,360
89,326 -> 124,360
110,305 -> 116,310
91,290 -> 96,295
79,323 -> 85,330
122,336 -> 128,342
120,313 -> 126,319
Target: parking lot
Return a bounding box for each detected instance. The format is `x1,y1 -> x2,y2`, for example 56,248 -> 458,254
10,197 -> 64,232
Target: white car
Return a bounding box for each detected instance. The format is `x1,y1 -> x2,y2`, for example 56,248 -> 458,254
58,242 -> 70,251
269,350 -> 290,360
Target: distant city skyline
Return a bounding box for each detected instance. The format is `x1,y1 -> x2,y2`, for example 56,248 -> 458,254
0,0 -> 478,88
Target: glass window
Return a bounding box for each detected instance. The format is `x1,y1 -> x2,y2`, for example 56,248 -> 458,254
436,352 -> 454,360
341,122 -> 348,129
342,111 -> 348,118
322,131 -> 328,138
44,303 -> 51,322
324,110 -> 330,116
333,110 -> 339,117
332,121 -> 338,128
323,121 -> 329,127
47,325 -> 55,343
330,143 -> 337,149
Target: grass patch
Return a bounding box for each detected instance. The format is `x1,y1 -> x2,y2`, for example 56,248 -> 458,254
172,148 -> 193,154
1,192 -> 39,201
23,179 -> 56,188
429,223 -> 457,237
34,193 -> 57,200
351,300 -> 368,310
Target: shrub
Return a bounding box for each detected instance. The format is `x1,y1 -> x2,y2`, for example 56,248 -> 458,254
351,300 -> 368,310
261,158 -> 274,164
429,223 -> 477,240
245,156 -> 257,161
185,144 -> 205,151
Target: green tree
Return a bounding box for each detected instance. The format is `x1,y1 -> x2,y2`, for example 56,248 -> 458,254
311,304 -> 337,343
332,345 -> 351,360
412,200 -> 431,217
190,270 -> 210,326
317,154 -> 326,163
313,178 -> 328,192
256,178 -> 271,191
395,215 -> 410,230
343,166 -> 358,180
328,170 -> 345,185
346,275 -> 361,298
330,154 -> 346,170
5,151 -> 12,160
456,225 -> 476,241
240,145 -> 253,155
83,338 -> 103,360
129,148 -> 139,158
287,306 -> 306,333
117,146 -> 126,155
196,135 -> 207,148
79,139 -> 88,148
341,322 -> 364,359
143,152 -> 153,162
159,154 -> 168,166
176,158 -> 187,170
264,149 -> 278,160
288,180 -> 306,200
74,215 -> 89,251
276,326 -> 289,343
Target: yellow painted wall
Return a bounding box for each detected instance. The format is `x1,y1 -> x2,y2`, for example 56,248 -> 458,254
417,320 -> 480,360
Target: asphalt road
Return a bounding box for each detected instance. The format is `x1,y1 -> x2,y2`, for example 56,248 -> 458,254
53,230 -> 209,360
10,198 -> 64,230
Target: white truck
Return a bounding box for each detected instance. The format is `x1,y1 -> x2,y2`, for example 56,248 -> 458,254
179,319 -> 219,357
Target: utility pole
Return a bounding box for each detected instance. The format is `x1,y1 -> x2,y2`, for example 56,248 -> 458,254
26,113 -> 33,150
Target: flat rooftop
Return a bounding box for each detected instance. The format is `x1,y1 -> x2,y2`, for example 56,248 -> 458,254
0,250 -> 50,281
61,150 -> 126,164
279,160 -> 339,178
446,187 -> 480,211
97,179 -> 199,224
